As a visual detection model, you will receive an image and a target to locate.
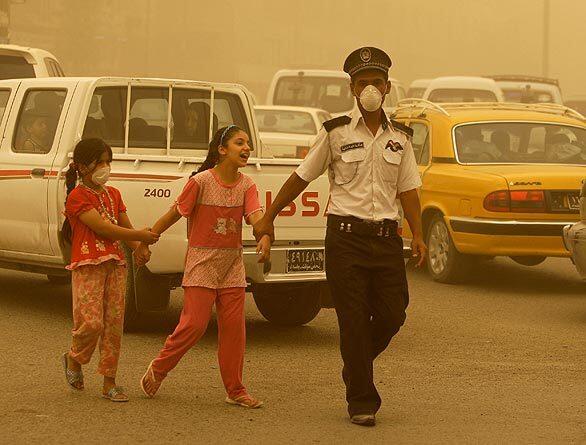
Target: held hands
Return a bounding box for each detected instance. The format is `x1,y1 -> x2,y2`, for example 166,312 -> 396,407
410,235 -> 427,268
256,234 -> 271,263
137,227 -> 160,245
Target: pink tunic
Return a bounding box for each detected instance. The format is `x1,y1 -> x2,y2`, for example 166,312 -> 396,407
176,169 -> 262,289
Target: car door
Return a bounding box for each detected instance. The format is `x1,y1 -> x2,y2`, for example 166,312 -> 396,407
0,79 -> 76,255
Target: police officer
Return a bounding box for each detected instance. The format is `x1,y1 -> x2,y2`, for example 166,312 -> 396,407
254,47 -> 426,427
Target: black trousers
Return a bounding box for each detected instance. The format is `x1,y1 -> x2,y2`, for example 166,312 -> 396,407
325,221 -> 409,416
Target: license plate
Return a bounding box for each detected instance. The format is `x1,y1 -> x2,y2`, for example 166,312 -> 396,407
286,249 -> 325,273
567,193 -> 580,210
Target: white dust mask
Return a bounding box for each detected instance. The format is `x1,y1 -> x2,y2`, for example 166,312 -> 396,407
359,85 -> 383,112
91,166 -> 111,186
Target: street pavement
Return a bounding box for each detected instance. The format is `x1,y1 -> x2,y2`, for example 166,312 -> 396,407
0,257 -> 584,444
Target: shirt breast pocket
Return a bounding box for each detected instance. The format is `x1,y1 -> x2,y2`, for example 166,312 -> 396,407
333,148 -> 366,185
381,149 -> 403,183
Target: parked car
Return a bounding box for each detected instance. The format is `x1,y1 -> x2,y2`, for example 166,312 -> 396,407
407,79 -> 432,98
485,75 -> 563,104
423,76 -> 504,103
0,76 -> 335,327
254,105 -> 330,159
0,44 -> 64,79
266,69 -> 405,115
391,99 -> 585,282
563,179 -> 586,280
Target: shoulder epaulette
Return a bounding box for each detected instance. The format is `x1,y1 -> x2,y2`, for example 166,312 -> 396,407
323,115 -> 351,132
390,119 -> 414,138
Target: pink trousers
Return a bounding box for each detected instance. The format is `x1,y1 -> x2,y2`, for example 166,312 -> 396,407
151,286 -> 247,399
69,261 -> 126,378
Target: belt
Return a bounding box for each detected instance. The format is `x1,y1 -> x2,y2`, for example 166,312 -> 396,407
327,215 -> 399,238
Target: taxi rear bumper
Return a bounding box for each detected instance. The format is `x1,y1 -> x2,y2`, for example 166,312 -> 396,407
448,217 -> 575,257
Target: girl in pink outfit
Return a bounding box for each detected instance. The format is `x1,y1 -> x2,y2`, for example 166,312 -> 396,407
139,125 -> 270,408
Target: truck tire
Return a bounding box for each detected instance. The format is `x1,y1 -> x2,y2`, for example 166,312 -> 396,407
46,274 -> 70,285
252,282 -> 321,326
426,214 -> 466,283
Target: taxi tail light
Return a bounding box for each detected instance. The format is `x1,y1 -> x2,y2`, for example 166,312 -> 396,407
483,190 -> 510,212
484,190 -> 546,213
509,190 -> 546,212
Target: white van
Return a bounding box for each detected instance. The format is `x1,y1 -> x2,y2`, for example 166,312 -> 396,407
0,77 -> 332,327
266,69 -> 405,115
423,76 -> 504,103
485,75 -> 563,104
406,79 -> 432,98
0,44 -> 64,79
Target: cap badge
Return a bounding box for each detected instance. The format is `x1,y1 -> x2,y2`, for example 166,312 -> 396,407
359,47 -> 371,63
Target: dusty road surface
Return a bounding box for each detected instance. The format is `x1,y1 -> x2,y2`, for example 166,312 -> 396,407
0,258 -> 584,444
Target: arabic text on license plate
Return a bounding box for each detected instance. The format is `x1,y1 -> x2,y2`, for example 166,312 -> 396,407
286,249 -> 324,273
567,194 -> 580,210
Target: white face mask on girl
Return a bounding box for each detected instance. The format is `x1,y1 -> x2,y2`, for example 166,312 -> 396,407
91,166 -> 111,186
358,85 -> 384,112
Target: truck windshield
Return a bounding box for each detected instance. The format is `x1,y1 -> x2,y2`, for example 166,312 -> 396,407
454,122 -> 586,165
256,109 -> 316,135
0,55 -> 35,79
274,76 -> 353,114
502,88 -> 554,104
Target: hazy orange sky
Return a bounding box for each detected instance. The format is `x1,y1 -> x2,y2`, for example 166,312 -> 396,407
9,0 -> 586,100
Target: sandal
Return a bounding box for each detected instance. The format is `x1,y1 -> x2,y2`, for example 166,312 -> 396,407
225,394 -> 263,409
140,361 -> 162,398
61,352 -> 84,390
102,386 -> 129,402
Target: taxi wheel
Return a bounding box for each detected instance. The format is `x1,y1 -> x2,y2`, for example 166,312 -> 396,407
426,215 -> 465,283
252,282 -> 322,326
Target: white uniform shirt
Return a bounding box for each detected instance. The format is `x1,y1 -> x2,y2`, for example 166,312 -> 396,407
295,107 -> 422,222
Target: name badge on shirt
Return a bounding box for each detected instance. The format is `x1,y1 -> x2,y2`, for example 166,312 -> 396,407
385,140 -> 403,152
340,142 -> 364,152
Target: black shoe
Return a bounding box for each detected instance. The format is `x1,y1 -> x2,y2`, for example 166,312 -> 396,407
350,414 -> 376,427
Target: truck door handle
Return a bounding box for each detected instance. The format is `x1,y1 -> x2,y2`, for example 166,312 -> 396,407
31,168 -> 46,178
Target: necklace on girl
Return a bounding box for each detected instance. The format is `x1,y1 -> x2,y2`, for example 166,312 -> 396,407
81,184 -> 118,225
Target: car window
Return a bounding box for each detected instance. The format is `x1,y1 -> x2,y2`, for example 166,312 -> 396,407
409,122 -> 430,165
255,109 -> 317,135
0,89 -> 10,121
170,88 -> 212,150
13,89 -> 66,154
502,89 -> 553,104
83,86 -> 127,147
428,89 -> 497,103
182,91 -> 252,149
454,122 -> 586,164
407,88 -> 426,98
274,76 -> 354,114
128,87 -> 169,149
44,58 -> 56,76
0,55 -> 35,79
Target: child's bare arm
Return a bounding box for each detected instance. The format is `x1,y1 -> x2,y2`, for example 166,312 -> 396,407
78,209 -> 159,244
118,212 -> 139,251
150,205 -> 183,235
248,209 -> 265,227
249,210 -> 271,262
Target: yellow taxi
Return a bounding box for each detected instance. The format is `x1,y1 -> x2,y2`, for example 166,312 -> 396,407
391,100 -> 586,282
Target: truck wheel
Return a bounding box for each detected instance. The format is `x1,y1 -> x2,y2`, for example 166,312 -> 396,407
252,282 -> 321,326
46,274 -> 70,285
426,214 -> 466,283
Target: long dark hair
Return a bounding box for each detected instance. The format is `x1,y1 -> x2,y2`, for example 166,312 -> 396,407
191,125 -> 242,177
62,138 -> 113,243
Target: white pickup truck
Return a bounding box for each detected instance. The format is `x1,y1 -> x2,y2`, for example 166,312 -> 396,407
0,77 -> 332,327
